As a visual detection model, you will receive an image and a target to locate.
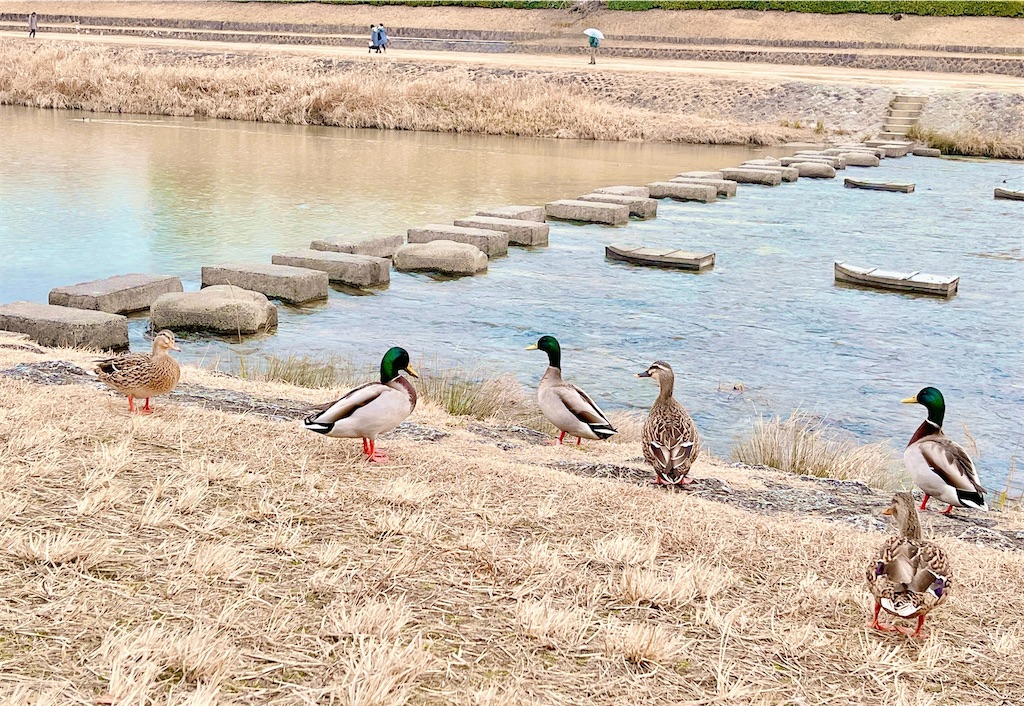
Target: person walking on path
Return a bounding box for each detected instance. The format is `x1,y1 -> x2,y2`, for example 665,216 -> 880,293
28,12 -> 38,38
369,24 -> 378,53
587,33 -> 600,65
378,24 -> 389,52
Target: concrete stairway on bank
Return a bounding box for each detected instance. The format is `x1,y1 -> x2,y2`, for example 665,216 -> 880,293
877,95 -> 927,141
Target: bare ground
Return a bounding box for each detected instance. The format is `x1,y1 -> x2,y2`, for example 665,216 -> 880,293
1,332 -> 1022,705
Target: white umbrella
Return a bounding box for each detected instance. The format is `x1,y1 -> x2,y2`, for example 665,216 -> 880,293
583,28 -> 604,40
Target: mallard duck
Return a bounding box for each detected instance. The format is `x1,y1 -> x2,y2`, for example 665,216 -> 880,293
94,329 -> 181,414
636,361 -> 700,485
526,335 -> 617,445
902,386 -> 987,514
303,347 -> 418,464
867,492 -> 952,638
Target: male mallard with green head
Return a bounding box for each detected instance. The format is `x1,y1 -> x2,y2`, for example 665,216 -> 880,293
867,492 -> 952,639
94,329 -> 181,414
902,386 -> 987,514
303,347 -> 418,464
526,335 -> 617,445
636,361 -> 700,485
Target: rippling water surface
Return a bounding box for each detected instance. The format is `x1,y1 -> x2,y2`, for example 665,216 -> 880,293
2,106 -> 1022,488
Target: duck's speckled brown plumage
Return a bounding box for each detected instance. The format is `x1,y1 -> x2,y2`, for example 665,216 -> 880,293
866,493 -> 953,637
639,361 -> 700,485
95,330 -> 181,401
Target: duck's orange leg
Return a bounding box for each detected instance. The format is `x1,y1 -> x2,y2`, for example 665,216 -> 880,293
867,601 -> 898,632
576,436 -> 582,446
138,397 -> 153,415
919,494 -> 930,511
940,504 -> 954,515
127,396 -> 135,412
366,439 -> 389,464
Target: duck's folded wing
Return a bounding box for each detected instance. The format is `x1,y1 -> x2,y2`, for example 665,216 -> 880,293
95,353 -> 148,375
917,437 -> 986,493
306,382 -> 386,425
557,385 -> 612,426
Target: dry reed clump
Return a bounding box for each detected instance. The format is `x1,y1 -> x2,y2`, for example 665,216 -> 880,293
909,124 -> 1024,160
0,40 -> 799,145
0,338 -> 1023,704
731,412 -> 903,489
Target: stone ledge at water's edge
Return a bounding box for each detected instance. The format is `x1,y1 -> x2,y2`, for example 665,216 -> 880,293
150,286 -> 278,334
48,274 -> 182,315
0,302 -> 128,350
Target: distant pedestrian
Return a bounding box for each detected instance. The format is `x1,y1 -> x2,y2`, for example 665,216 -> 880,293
369,24 -> 378,53
28,12 -> 38,38
588,33 -> 600,64
378,24 -> 389,52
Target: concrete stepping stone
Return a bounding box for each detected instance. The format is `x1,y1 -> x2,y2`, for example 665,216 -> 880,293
790,162 -> 836,178
676,171 -> 724,180
576,193 -> 657,219
271,249 -> 390,288
719,168 -> 782,186
0,302 -> 128,350
545,199 -> 629,225
646,182 -> 717,203
744,158 -> 782,167
838,152 -> 881,167
475,205 -> 546,222
593,185 -> 650,198
827,146 -> 886,159
453,216 -> 549,246
393,241 -> 487,276
151,285 -> 277,334
310,234 -> 403,258
407,225 -> 509,257
912,147 -> 942,157
201,263 -> 328,304
669,177 -> 737,197
784,153 -> 845,168
48,273 -> 182,315
739,164 -> 799,182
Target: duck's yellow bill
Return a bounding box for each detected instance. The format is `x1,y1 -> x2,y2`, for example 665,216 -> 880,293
525,344 -> 538,350
900,396 -> 918,404
405,365 -> 420,378
882,506 -> 895,516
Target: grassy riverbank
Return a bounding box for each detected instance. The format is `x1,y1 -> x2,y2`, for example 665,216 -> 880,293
0,40 -> 805,144
1,335 -> 1022,704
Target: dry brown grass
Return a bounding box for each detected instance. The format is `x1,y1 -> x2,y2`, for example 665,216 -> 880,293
908,124 -> 1024,160
0,337 -> 1022,704
732,412 -> 903,490
0,39 -> 801,144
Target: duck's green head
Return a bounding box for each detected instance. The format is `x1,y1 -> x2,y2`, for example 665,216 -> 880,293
525,335 -> 561,369
901,386 -> 945,427
380,347 -> 418,383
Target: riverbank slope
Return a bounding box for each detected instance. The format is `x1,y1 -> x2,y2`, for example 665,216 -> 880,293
1,333 -> 1022,704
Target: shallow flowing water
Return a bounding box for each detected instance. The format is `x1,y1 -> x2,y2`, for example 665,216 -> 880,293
2,105 -> 1022,488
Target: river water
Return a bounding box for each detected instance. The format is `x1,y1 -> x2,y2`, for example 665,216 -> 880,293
2,106 -> 1022,488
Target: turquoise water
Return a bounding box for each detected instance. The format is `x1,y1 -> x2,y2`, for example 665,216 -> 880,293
2,106 -> 1022,488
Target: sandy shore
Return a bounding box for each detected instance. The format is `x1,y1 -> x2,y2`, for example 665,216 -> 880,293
0,332 -> 1022,703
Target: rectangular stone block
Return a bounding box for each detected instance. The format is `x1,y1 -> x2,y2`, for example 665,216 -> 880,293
827,146 -> 886,159
739,164 -> 799,182
201,263 -> 328,304
475,205 -> 546,222
406,224 -> 509,256
720,168 -> 782,186
593,185 -> 650,198
780,156 -> 844,169
577,193 -> 657,219
271,249 -> 390,288
646,182 -> 717,203
48,273 -> 182,314
310,234 -> 403,258
0,302 -> 128,351
669,177 -> 738,197
452,216 -> 549,246
676,171 -> 724,180
912,147 -> 942,157
545,199 -> 629,225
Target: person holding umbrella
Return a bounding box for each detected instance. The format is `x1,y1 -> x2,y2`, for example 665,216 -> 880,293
584,28 -> 603,65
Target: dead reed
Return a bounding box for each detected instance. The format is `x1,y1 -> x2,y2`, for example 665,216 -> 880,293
0,40 -> 800,144
909,124 -> 1024,160
731,412 -> 903,489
